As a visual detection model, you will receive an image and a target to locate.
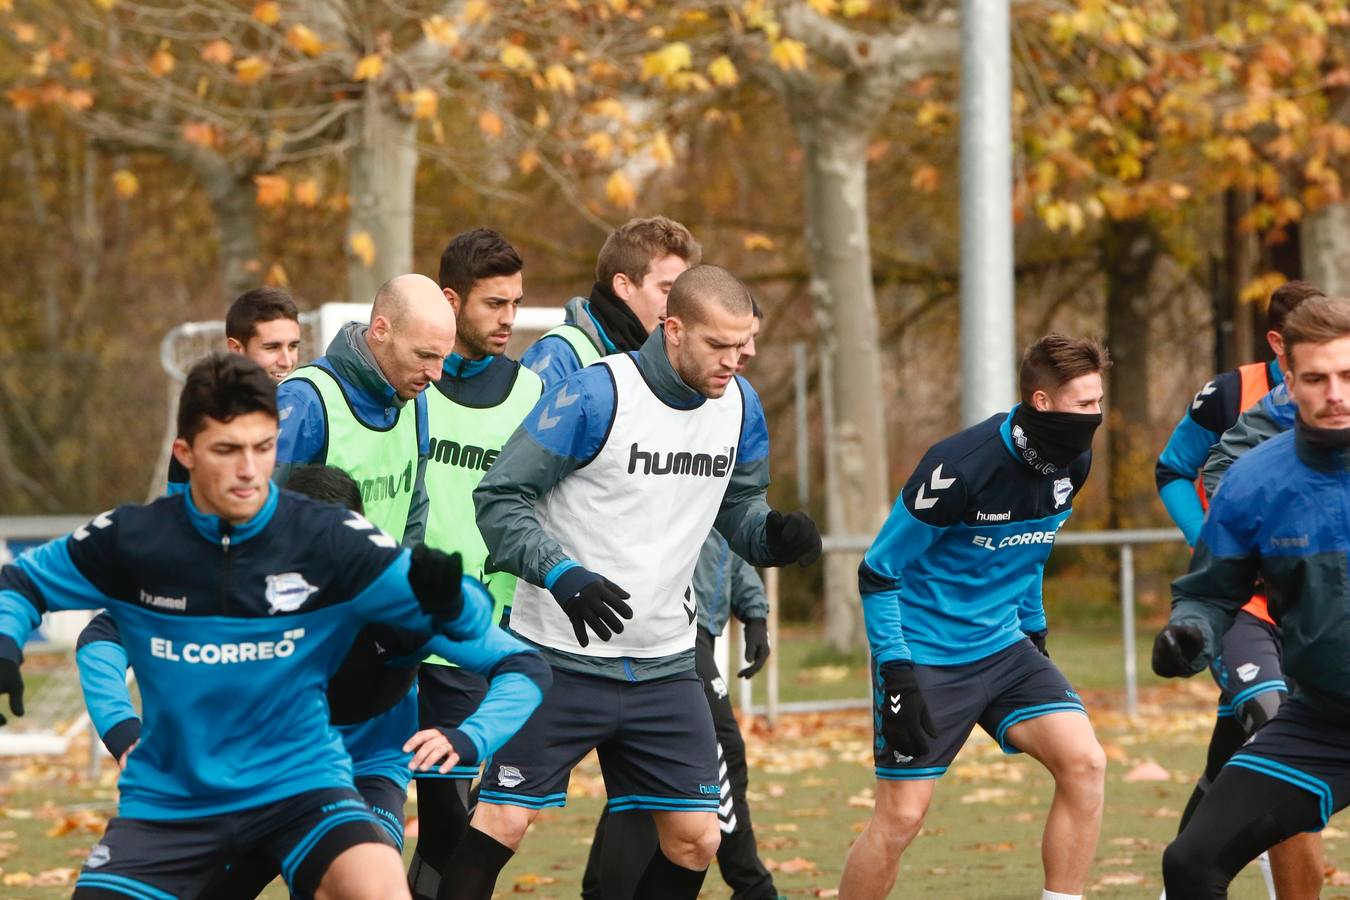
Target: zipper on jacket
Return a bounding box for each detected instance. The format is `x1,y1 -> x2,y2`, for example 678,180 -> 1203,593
219,524 -> 234,616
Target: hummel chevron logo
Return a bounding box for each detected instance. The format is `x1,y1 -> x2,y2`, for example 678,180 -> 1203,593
913,464 -> 956,510
1192,381 -> 1217,410
683,586 -> 696,625
74,511 -> 114,541
528,354 -> 552,375
342,512 -> 396,547
554,384 -> 579,408
888,693 -> 903,714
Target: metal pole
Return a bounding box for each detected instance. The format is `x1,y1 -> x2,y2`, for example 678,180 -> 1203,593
1120,544 -> 1138,718
766,568 -> 780,726
794,342 -> 809,509
959,0 -> 1016,425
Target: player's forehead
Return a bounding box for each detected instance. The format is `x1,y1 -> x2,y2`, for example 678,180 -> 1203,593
194,410 -> 279,446
690,305 -> 755,344
1051,372 -> 1103,403
1290,335 -> 1350,374
248,317 -> 300,345
467,272 -> 523,304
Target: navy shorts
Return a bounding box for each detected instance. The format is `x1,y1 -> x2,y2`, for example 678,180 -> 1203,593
1225,691 -> 1350,828
1210,610 -> 1287,732
415,664 -> 488,781
74,787 -> 394,898
357,775 -> 408,852
873,638 -> 1087,780
478,667 -> 719,814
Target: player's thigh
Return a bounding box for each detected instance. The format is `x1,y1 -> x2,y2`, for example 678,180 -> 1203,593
600,671 -> 721,814
479,667 -> 617,812
1213,612 -> 1287,733
977,641 -> 1096,767
652,809 -> 720,853
253,787 -> 395,899
314,840 -> 409,900
72,815 -> 229,899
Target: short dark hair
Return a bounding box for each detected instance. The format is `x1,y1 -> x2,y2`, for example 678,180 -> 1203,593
1019,334 -> 1111,404
666,265 -> 754,325
596,216 -> 701,289
225,287 -> 299,343
176,352 -> 278,442
1281,295 -> 1350,369
437,229 -> 523,301
286,465 -> 363,514
1267,280 -> 1324,334
750,293 -> 763,320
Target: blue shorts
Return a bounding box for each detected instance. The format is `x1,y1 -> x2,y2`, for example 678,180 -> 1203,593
75,787 -> 394,899
1225,691 -> 1350,829
1210,610 -> 1287,731
478,667 -> 719,814
873,638 -> 1087,780
415,664 -> 488,781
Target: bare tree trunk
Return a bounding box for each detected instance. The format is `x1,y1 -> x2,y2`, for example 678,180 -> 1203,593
1101,216 -> 1160,529
794,119 -> 891,652
345,93 -> 418,303
1302,200 -> 1350,296
199,165 -> 262,306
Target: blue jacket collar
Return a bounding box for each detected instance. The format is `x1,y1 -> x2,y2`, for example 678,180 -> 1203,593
184,482 -> 278,543
443,352 -> 493,380
323,322 -> 403,409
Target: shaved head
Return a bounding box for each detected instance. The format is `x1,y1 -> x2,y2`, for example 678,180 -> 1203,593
367,273 -> 456,401
665,265 -> 754,326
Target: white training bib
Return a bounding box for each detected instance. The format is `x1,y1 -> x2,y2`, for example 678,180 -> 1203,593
511,354 -> 744,657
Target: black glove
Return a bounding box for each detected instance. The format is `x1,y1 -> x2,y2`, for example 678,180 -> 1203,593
1151,623 -> 1206,677
878,661 -> 936,758
765,510 -> 822,567
0,658 -> 24,727
1026,630 -> 1049,658
408,544 -> 464,621
738,618 -> 771,678
561,578 -> 633,648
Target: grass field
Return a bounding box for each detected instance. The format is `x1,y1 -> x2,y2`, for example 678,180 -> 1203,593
1,626 -> 1347,898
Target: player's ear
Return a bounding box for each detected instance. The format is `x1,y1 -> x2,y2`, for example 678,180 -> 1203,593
663,315 -> 684,347
225,337 -> 245,355
443,287 -> 461,314
369,315 -> 390,343
612,272 -> 633,302
172,437 -> 194,472
1031,388 -> 1052,412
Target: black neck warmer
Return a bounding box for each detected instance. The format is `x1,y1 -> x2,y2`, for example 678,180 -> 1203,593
1009,405 -> 1102,473
587,281 -> 650,353
1296,414 -> 1350,450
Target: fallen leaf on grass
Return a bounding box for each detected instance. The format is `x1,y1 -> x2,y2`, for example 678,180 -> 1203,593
1328,868 -> 1350,886
772,823 -> 799,832
34,868 -> 75,886
46,810 -> 107,837
1094,872 -> 1147,887
764,856 -> 817,874
3,872 -> 32,886
847,790 -> 874,809
1124,761 -> 1170,782
973,841 -> 1016,852
814,890 -> 839,898
512,872 -> 557,892
959,787 -> 1016,804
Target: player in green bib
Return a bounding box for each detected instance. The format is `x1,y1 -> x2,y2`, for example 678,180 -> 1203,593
408,230 -> 544,900
276,274 -> 455,544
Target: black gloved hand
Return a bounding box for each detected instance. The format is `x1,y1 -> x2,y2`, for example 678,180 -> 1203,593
1151,623 -> 1206,677
738,618 -> 771,678
561,579 -> 633,648
878,661 -> 937,759
765,510 -> 822,567
1026,630 -> 1049,658
408,544 -> 464,621
0,658 -> 24,727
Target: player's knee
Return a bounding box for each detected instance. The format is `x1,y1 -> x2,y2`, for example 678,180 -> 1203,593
1054,740 -> 1107,797
470,802 -> 535,850
873,800 -> 927,850
1162,832 -> 1221,896
658,815 -> 721,869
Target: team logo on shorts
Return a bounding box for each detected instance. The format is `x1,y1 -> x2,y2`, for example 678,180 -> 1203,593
1236,662 -> 1261,682
85,844 -> 111,869
264,573 -> 320,614
711,675 -> 728,700
1052,477 -> 1073,509
497,765 -> 525,788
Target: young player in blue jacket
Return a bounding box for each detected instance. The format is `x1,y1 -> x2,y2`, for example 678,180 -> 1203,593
0,354 -> 492,900
76,464 -> 552,899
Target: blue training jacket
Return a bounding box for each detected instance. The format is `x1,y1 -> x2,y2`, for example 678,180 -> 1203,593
859,408 -> 1091,667
0,484 -> 491,820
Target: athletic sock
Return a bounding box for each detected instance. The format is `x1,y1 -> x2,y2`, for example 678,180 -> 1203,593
632,849 -> 708,900
436,827 -> 513,900
1042,891 -> 1082,900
